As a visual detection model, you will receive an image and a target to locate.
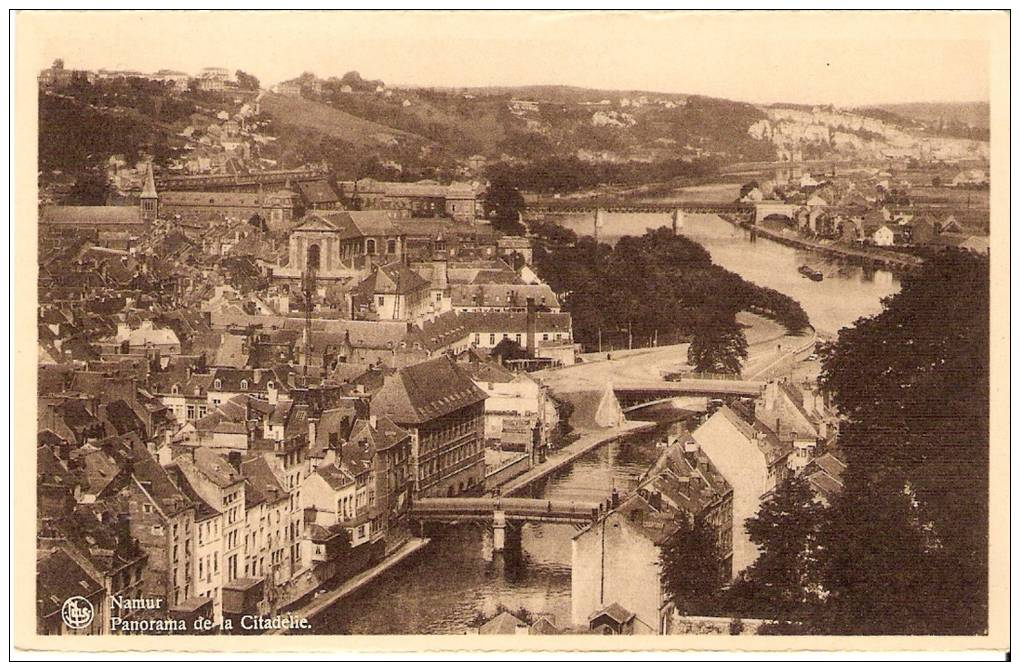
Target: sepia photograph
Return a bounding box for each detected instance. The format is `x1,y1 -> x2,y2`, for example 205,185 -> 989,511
11,8 -> 1010,656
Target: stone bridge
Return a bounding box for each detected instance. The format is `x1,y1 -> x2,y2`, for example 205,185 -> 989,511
753,201 -> 801,225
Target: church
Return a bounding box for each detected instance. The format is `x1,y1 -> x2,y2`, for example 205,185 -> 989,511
273,210 -> 407,281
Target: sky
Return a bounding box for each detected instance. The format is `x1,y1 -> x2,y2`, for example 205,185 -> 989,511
21,10 -> 993,107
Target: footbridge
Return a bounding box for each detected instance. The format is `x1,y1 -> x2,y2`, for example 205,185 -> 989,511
410,497 -> 602,550
409,497 -> 600,525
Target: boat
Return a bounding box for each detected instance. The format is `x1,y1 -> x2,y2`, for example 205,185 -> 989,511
798,265 -> 824,281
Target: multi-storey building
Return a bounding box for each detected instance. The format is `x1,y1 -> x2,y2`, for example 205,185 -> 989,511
369,356 -> 487,498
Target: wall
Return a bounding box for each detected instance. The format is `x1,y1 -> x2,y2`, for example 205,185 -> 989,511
692,413 -> 768,578
571,512 -> 662,632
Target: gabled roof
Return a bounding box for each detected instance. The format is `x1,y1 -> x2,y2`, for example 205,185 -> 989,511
353,263 -> 429,297
478,611 -> 528,634
713,405 -> 792,465
314,462 -> 355,491
349,415 -> 410,452
241,455 -> 288,505
589,602 -> 635,625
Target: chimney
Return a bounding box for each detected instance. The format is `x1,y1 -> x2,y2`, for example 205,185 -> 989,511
648,491 -> 662,510
525,297 -> 537,358
369,415 -> 377,429
227,451 -> 242,472
308,417 -> 318,445
157,443 -> 173,467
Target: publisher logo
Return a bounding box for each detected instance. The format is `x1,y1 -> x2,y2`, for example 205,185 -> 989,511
61,596 -> 95,630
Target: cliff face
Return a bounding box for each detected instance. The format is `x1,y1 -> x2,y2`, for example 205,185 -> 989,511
748,106 -> 990,161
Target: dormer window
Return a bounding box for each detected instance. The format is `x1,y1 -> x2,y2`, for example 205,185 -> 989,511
266,380 -> 274,390
213,378 -> 222,390
170,385 -> 179,395
240,379 -> 248,391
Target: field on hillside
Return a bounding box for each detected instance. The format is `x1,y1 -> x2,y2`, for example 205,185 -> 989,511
260,93 -> 424,147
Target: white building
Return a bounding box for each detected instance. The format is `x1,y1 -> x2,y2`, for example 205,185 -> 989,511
691,406 -> 791,578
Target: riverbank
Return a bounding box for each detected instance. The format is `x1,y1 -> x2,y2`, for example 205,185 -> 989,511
500,420 -> 656,496
274,537 -> 430,633
721,214 -> 924,274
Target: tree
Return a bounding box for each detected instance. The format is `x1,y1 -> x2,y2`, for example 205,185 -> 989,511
67,171 -> 111,205
660,516 -> 725,615
817,250 -> 989,634
235,70 -> 260,91
728,474 -> 825,624
687,314 -> 748,374
483,172 -> 526,236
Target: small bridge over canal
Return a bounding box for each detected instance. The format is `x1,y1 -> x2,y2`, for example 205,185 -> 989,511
410,497 -> 602,550
410,497 -> 600,525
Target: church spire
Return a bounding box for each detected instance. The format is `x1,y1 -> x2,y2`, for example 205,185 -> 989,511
140,162 -> 158,224
141,162 -> 157,199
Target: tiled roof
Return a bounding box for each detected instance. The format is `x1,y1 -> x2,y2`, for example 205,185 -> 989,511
40,205 -> 143,226
315,462 -> 355,491
241,455 -> 288,505
190,446 -> 244,488
37,549 -> 104,618
295,179 -> 340,205
450,283 -> 559,309
370,355 -> 487,425
353,263 -> 430,297
478,611 -> 528,634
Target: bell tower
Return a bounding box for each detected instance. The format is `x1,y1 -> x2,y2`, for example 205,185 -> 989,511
140,163 -> 158,225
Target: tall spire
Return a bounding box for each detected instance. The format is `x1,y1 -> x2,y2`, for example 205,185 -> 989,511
141,162 -> 157,199
139,162 -> 158,224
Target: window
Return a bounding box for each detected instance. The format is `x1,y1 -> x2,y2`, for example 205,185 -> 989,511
142,503 -> 154,514
387,239 -> 397,254
377,296 -> 385,308
213,379 -> 222,390
240,379 -> 248,391
366,239 -> 377,255
307,243 -> 321,270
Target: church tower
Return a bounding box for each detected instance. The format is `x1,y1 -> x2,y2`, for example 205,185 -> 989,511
140,163 -> 158,225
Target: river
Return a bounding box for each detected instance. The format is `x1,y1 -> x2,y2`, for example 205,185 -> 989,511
312,210 -> 900,633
